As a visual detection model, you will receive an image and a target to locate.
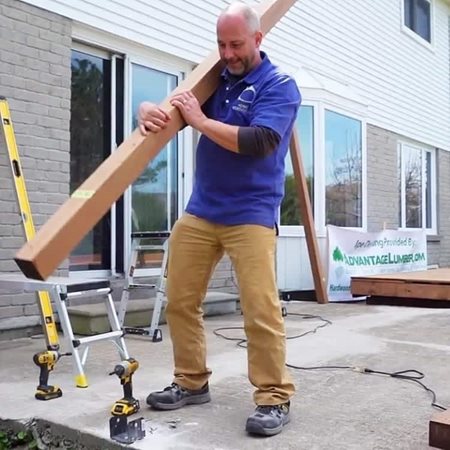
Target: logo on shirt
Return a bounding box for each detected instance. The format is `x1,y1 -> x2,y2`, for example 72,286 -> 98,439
233,85 -> 256,112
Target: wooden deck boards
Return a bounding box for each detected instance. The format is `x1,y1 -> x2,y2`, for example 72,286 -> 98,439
351,268 -> 450,302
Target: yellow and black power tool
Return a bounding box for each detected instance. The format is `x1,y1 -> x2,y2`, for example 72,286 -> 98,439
33,350 -> 69,401
110,358 -> 140,416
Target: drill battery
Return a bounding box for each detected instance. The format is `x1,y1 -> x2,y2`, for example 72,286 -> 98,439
111,397 -> 140,416
35,385 -> 63,401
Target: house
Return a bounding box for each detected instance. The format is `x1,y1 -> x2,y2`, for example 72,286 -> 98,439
0,0 -> 449,336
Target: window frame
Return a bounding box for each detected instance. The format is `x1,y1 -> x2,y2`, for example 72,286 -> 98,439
398,141 -> 437,234
69,44 -> 115,279
71,24 -> 193,277
279,101 -> 367,238
279,101 -> 319,237
123,55 -> 188,277
401,0 -> 434,48
323,107 -> 366,232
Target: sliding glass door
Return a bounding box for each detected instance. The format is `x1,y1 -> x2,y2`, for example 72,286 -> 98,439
129,63 -> 180,270
70,43 -> 186,276
131,63 -> 178,232
70,49 -> 112,272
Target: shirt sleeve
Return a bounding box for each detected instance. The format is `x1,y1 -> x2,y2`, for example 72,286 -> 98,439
250,75 -> 302,140
238,126 -> 281,157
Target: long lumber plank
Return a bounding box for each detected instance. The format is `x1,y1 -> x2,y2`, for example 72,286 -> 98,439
15,0 -> 297,280
289,130 -> 328,303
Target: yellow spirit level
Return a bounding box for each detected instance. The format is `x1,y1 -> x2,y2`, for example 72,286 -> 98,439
0,96 -> 60,350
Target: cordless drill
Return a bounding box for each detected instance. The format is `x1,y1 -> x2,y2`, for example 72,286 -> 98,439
33,350 -> 68,400
110,358 -> 140,416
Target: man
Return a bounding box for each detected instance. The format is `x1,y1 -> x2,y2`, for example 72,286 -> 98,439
138,2 -> 301,437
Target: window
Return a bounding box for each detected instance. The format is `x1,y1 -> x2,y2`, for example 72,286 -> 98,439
280,105 -> 365,232
325,110 -> 362,227
398,143 -> 436,231
70,34 -> 189,275
130,63 -> 180,270
280,105 -> 314,225
70,49 -> 114,271
404,0 -> 431,42
130,64 -> 179,233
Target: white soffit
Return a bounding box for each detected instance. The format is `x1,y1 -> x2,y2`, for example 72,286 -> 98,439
293,66 -> 368,115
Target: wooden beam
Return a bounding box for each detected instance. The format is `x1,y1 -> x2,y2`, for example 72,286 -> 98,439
351,278 -> 450,301
430,410 -> 450,449
14,0 -> 298,280
289,130 -> 328,304
351,268 -> 450,283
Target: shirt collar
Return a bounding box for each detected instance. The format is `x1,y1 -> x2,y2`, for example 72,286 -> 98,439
221,51 -> 270,85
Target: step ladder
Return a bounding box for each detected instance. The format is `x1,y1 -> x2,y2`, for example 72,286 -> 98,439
118,231 -> 170,342
0,96 -> 129,387
0,274 -> 129,388
57,279 -> 129,387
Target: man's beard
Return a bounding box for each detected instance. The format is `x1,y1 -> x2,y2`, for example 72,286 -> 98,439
225,55 -> 253,76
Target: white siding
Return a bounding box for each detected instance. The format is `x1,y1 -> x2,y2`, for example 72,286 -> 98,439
276,236 -> 324,290
22,0 -> 450,150
21,0 -> 224,62
264,0 -> 450,151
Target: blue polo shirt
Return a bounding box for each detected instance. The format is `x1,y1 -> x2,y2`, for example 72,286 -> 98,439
186,52 -> 301,228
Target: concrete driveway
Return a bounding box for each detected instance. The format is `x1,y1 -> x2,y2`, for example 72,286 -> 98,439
1,300 -> 449,449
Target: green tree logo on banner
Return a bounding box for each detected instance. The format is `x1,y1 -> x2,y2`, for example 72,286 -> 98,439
333,246 -> 344,262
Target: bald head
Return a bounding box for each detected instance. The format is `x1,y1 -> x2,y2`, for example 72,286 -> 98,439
216,2 -> 263,76
218,2 -> 261,34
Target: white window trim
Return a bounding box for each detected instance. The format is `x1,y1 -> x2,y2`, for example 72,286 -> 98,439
110,54 -> 118,276
400,0 -> 435,50
398,141 -> 437,234
72,41 -> 110,59
279,101 -> 367,239
72,23 -> 192,75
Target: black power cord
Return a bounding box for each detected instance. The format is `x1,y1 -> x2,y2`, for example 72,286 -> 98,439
213,326 -> 247,348
213,311 -> 447,411
213,312 -> 332,348
284,312 -> 332,339
363,368 -> 446,411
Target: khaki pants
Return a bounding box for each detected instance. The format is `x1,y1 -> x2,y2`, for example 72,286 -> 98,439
165,213 -> 295,405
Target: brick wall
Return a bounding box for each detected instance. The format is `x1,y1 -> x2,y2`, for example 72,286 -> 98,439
367,124 -> 450,267
0,0 -> 71,336
430,150 -> 450,267
366,125 -> 399,231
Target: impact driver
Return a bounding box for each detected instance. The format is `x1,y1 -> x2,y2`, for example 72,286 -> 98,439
33,350 -> 69,400
110,358 -> 140,416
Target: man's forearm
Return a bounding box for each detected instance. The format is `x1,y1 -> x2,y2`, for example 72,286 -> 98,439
196,118 -> 239,153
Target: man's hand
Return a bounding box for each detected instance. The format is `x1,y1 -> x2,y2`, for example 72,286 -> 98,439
171,90 -> 239,152
138,101 -> 171,136
170,90 -> 207,131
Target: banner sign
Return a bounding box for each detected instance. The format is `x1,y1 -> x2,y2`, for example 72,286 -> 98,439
327,225 -> 427,302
